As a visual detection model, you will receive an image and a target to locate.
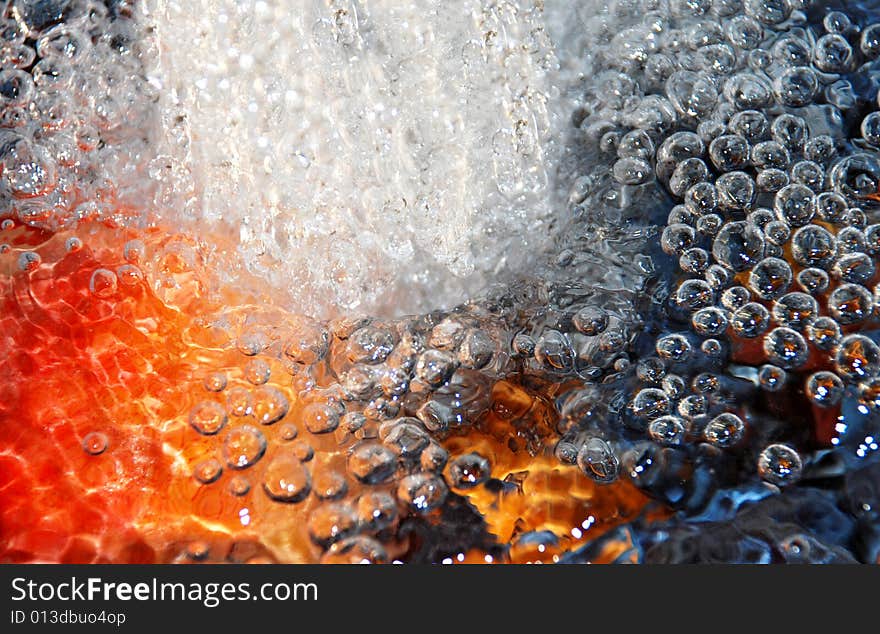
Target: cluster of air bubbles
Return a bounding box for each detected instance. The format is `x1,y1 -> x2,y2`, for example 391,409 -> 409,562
550,0 -> 880,496
173,304 -> 521,559
147,0 -> 567,317
17,0 -> 880,562
0,0 -> 158,228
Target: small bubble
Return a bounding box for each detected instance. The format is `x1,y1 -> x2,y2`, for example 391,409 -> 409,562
415,349 -> 456,385
758,365 -> 786,392
862,24 -> 880,58
731,302 -> 771,338
712,221 -> 764,272
123,239 -> 145,263
806,317 -> 841,351
447,453 -> 491,489
203,372 -> 227,392
662,374 -> 687,399
116,264 -> 143,287
836,335 -> 880,382
828,284 -> 873,325
189,401 -> 228,435
420,443 -> 449,472
858,379 -> 880,410
763,327 -> 809,369
308,502 -> 358,547
577,437 -> 619,484
796,268 -> 829,295
534,330 -> 574,372
675,279 -> 715,311
223,425 -> 267,469
229,475 -> 251,497
703,412 -> 745,448
291,440 -> 314,462
303,402 -> 341,435
572,307 -> 608,336
790,160 -> 825,193
313,470 -> 348,500
243,358 -> 271,385
226,387 -> 253,417
749,257 -> 792,300
806,371 -> 844,408
252,385 -> 289,424
89,268 -> 117,298
397,473 -> 448,513
722,286 -> 751,311
662,223 -> 696,256
237,330 -> 267,357
813,33 -> 852,73
17,251 -> 41,272
710,134 -> 750,172
773,67 -> 818,107
357,491 -> 397,531
278,423 -> 299,441
348,442 -> 397,484
262,456 -> 310,503
648,415 -> 687,446
758,444 -> 803,486
193,458 -> 223,485
656,334 -> 692,362
82,432 -> 108,456
771,293 -> 817,331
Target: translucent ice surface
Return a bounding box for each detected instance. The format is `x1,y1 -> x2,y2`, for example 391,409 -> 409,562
147,0 -> 572,318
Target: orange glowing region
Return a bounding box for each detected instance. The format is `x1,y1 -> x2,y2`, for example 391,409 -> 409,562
0,218 -> 660,563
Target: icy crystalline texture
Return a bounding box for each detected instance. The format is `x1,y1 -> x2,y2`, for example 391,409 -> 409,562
147,0 -> 566,318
